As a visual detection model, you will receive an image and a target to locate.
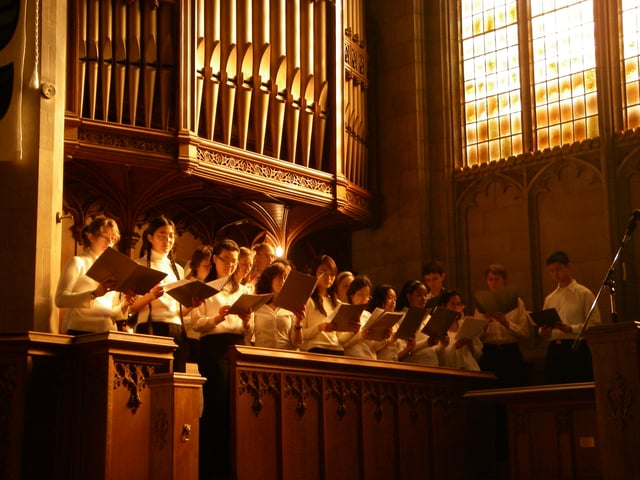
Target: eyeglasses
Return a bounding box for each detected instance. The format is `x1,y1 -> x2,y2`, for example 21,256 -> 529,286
98,234 -> 117,244
154,233 -> 175,241
216,255 -> 238,267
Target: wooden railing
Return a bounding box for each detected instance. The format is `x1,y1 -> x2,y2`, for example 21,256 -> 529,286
227,346 -> 497,480
2,333 -> 498,480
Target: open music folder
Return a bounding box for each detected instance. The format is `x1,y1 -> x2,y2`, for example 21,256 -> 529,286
473,284 -> 519,314
362,308 -> 405,341
327,303 -> 368,331
395,306 -> 428,340
228,293 -> 275,315
165,278 -> 219,308
86,246 -> 167,295
272,270 -> 318,312
421,306 -> 460,338
529,308 -> 562,328
453,316 -> 489,342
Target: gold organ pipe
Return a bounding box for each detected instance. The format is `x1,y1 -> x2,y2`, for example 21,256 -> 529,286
203,1 -> 221,140
87,0 -> 99,119
221,0 -> 238,145
100,1 -> 113,121
286,0 -> 302,163
158,4 -> 173,130
253,0 -> 270,154
270,0 -> 287,159
127,3 -> 142,125
313,1 -> 328,169
77,1 -> 87,117
114,1 -> 127,123
143,3 -> 158,128
236,0 -> 253,149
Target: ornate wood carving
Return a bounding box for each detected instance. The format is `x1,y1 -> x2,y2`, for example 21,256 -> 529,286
607,372 -> 633,432
363,381 -> 395,423
238,370 -> 280,417
113,362 -> 154,414
284,374 -> 322,419
432,388 -> 460,424
399,384 -> 430,424
77,127 -> 178,157
152,408 -> 169,451
324,378 -> 360,420
196,147 -> 333,196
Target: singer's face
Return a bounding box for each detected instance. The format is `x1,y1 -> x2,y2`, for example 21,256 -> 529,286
423,273 -> 445,295
486,272 -> 505,292
407,284 -> 428,308
547,262 -> 572,287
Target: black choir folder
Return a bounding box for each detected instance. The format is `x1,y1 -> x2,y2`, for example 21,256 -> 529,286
454,316 -> 489,342
421,306 -> 460,338
165,279 -> 219,308
530,308 -> 562,327
473,284 -> 519,314
228,293 -> 275,315
362,308 -> 405,341
273,270 -> 318,312
86,246 -> 167,295
395,306 -> 428,340
328,303 -> 368,331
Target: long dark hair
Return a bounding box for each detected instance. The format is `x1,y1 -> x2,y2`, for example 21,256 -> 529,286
255,262 -> 287,295
310,254 -> 338,315
396,280 -> 425,311
187,245 -> 213,279
139,215 -> 180,279
206,238 -> 241,293
346,275 -> 372,304
368,283 -> 396,312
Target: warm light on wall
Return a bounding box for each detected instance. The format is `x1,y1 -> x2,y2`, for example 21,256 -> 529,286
275,245 -> 284,258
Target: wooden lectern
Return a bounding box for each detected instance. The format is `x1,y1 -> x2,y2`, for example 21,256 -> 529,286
586,322 -> 640,479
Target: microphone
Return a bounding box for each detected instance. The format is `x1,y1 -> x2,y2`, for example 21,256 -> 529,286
626,209 -> 640,234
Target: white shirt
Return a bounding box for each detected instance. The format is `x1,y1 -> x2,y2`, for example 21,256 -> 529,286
300,296 -> 349,352
436,319 -> 483,371
543,279 -> 600,340
480,298 -> 531,344
254,304 -> 300,350
55,250 -> 126,333
192,280 -> 254,341
343,310 -> 391,359
134,250 -> 183,327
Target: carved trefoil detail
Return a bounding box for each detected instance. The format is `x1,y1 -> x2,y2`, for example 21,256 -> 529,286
608,372 -> 633,432
239,370 -> 280,417
113,362 -> 154,414
284,374 -> 321,419
325,378 -> 360,421
152,409 -> 169,451
399,384 -> 430,424
363,381 -> 395,423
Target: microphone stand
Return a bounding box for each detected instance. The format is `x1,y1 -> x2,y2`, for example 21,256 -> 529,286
572,211 -> 639,351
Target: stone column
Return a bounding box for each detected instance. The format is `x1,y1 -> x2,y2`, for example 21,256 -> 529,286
0,0 -> 67,332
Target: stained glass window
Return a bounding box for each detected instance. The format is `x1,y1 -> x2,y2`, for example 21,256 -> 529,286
461,0 -> 597,165
623,0 -> 640,129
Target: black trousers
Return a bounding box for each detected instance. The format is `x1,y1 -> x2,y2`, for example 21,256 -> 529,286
198,333 -> 245,480
544,339 -> 594,384
135,322 -> 187,373
479,342 -> 525,387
